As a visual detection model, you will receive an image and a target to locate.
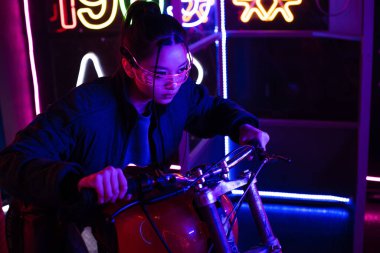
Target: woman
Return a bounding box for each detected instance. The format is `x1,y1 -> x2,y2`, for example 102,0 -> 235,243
0,1 -> 269,252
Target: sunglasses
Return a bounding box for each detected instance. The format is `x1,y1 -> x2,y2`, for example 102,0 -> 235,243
121,47 -> 192,86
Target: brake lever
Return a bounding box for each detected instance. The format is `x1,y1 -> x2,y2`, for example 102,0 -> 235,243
246,139 -> 291,163
254,147 -> 292,163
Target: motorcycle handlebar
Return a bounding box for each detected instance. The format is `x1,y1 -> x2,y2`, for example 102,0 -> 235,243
79,145 -> 290,205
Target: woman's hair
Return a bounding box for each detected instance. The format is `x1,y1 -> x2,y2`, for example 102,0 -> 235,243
121,1 -> 187,61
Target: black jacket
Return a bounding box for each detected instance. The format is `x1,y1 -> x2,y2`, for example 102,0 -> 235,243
0,70 -> 258,252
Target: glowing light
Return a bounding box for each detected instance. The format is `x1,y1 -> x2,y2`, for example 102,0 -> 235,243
77,0 -> 118,30
24,0 -> 41,115
166,0 -> 215,28
76,52 -> 105,87
365,211 -> 380,223
261,204 -> 349,217
231,190 -> 351,204
232,0 -> 302,23
2,204 -> 9,215
119,0 -> 128,18
218,0 -> 227,99
219,0 -> 229,155
367,176 -> 380,182
49,3 -> 59,22
169,164 -> 181,171
192,57 -> 204,84
120,0 -> 165,18
59,0 -> 77,29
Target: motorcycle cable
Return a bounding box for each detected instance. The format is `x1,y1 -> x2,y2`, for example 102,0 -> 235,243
141,203 -> 173,253
224,147 -> 291,239
109,146 -> 267,251
185,145 -> 254,190
224,155 -> 269,239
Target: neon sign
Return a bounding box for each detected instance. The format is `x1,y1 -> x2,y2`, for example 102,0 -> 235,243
119,0 -> 165,18
54,0 -> 211,30
59,0 -> 77,29
75,53 -> 204,86
77,0 -> 119,30
232,0 -> 302,23
166,0 -> 215,28
76,52 -> 105,86
191,57 -> 204,84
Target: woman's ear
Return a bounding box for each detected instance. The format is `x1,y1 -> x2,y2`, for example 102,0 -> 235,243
122,58 -> 135,79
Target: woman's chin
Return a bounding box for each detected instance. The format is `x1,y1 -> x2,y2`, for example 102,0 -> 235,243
155,94 -> 176,104
155,98 -> 173,105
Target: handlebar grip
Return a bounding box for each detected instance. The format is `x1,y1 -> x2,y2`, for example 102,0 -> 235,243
80,175 -> 155,205
247,139 -> 262,149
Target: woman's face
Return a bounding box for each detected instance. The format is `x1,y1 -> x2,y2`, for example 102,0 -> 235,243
131,43 -> 190,105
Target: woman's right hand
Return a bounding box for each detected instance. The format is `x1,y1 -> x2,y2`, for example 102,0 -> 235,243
78,166 -> 130,204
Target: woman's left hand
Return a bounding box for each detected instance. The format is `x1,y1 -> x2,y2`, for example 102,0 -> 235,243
239,124 -> 270,150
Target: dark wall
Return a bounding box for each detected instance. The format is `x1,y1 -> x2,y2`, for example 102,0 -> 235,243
0,112 -> 4,149
369,0 -> 380,175
227,38 -> 360,121
223,36 -> 360,197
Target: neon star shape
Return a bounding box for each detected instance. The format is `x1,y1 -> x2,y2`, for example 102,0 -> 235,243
232,0 -> 302,23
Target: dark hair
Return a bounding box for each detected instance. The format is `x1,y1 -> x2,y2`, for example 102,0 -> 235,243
121,1 -> 187,61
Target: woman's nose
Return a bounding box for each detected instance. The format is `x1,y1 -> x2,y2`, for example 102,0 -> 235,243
164,80 -> 179,90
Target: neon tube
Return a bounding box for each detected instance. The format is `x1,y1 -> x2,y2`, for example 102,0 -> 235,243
191,57 -> 204,84
231,190 -> 351,204
2,205 -> 9,214
77,0 -> 118,30
120,0 -> 165,18
59,0 -> 77,29
166,0 -> 214,28
262,204 -> 349,216
76,52 -> 105,87
267,0 -> 302,22
220,0 -> 229,155
24,0 -> 41,115
367,176 -> 380,182
232,0 -> 302,23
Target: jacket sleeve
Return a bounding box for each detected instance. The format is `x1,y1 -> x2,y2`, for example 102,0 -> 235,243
184,81 -> 259,143
0,100 -> 83,208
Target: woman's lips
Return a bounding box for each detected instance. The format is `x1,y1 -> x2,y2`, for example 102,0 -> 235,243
163,94 -> 175,99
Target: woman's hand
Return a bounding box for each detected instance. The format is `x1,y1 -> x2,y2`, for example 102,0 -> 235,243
78,166 -> 130,204
239,124 -> 270,150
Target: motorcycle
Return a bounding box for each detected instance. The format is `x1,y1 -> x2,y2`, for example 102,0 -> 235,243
94,145 -> 290,253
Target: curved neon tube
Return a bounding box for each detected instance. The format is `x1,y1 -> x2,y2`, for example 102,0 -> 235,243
120,0 -> 165,18
166,0 -> 215,28
76,52 -> 105,87
77,0 -> 118,30
59,0 -> 77,29
192,57 -> 204,85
